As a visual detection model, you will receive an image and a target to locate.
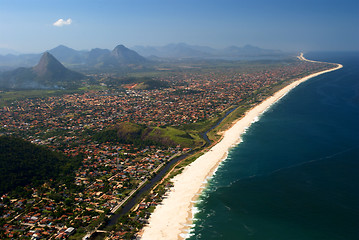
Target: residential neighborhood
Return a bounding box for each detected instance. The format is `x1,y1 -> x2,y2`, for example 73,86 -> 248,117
0,59 -> 333,239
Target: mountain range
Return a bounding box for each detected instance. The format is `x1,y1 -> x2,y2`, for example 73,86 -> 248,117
132,43 -> 288,59
0,44 -> 148,70
0,43 -> 291,70
0,43 -> 293,90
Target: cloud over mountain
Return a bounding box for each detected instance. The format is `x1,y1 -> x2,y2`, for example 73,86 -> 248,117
53,18 -> 72,27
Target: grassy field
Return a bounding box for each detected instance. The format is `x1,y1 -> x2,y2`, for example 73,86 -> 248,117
0,89 -> 79,106
0,84 -> 110,107
0,89 -> 62,107
151,126 -> 205,148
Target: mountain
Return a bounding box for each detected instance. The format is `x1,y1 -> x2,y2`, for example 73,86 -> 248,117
84,45 -> 148,68
0,44 -> 148,69
33,52 -> 84,83
0,53 -> 40,68
110,44 -> 147,64
132,46 -> 161,58
0,43 -> 290,70
219,44 -> 283,58
160,43 -> 212,58
133,43 -> 289,60
85,48 -> 111,66
133,43 -> 213,59
48,45 -> 86,64
0,52 -> 85,90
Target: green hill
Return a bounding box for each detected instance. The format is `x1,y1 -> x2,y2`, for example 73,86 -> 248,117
0,136 -> 81,195
104,76 -> 169,90
93,122 -> 204,148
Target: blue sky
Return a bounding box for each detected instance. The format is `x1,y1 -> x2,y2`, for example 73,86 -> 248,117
0,0 -> 358,53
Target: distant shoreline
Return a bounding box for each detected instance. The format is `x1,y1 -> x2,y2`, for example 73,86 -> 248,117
140,54 -> 343,240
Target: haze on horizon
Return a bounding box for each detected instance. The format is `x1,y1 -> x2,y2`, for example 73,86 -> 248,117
0,0 -> 358,54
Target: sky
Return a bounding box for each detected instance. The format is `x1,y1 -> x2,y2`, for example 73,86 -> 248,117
0,0 -> 358,53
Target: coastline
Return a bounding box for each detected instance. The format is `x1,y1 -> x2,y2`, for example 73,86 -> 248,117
140,54 -> 343,240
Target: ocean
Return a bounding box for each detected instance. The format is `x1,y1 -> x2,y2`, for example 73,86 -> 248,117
187,52 -> 359,240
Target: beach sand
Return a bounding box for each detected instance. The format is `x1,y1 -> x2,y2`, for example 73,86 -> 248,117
140,55 -> 342,240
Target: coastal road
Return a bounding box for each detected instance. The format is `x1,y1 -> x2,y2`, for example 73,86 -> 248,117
110,179 -> 148,214
109,153 -> 180,214
103,108 -> 237,227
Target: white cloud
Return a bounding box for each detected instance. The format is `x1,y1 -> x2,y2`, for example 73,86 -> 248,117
53,18 -> 72,27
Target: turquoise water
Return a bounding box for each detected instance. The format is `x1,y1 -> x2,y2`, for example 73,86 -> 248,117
188,52 -> 359,240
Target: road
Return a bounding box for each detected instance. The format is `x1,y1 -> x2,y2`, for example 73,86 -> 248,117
110,179 -> 147,214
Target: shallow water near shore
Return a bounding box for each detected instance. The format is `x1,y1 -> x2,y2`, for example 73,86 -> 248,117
187,52 -> 359,240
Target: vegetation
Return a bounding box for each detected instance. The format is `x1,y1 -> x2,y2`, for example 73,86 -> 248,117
0,55 -> 335,239
103,76 -> 169,90
93,122 -> 204,148
0,135 -> 82,195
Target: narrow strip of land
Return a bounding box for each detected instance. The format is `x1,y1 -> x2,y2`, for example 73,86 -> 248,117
140,54 -> 343,240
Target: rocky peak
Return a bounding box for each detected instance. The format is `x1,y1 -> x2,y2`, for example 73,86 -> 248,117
33,52 -> 66,76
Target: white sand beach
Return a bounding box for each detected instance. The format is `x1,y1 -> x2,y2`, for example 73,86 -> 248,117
140,54 -> 342,240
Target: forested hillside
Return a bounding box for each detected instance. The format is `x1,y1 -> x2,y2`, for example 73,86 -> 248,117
0,136 -> 81,195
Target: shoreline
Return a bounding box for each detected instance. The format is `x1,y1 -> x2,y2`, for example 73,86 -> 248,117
140,54 -> 343,240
